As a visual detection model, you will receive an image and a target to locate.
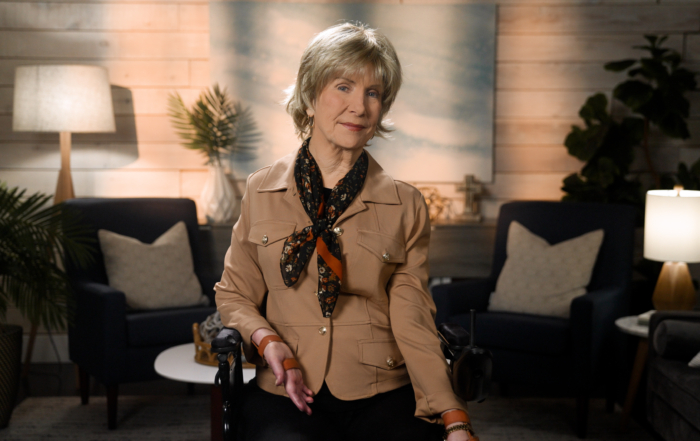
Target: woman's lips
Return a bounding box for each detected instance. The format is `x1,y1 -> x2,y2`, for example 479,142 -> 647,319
341,123 -> 365,132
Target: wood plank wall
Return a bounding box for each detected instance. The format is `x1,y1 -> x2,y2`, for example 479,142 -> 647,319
1,1 -> 699,219
1,0 -> 699,356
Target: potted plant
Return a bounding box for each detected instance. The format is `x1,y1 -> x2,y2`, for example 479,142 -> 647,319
0,184 -> 93,428
168,84 -> 259,224
562,35 -> 697,212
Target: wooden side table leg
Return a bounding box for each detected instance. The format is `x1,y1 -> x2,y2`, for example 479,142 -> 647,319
621,339 -> 648,430
211,384 -> 223,441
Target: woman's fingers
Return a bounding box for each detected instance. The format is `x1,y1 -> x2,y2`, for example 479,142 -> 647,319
285,369 -> 313,415
302,384 -> 314,403
302,384 -> 314,396
261,342 -> 313,414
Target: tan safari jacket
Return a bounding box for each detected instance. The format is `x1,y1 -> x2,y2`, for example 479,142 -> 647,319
215,150 -> 467,423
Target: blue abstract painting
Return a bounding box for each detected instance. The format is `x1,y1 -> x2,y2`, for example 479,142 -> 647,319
210,2 -> 495,182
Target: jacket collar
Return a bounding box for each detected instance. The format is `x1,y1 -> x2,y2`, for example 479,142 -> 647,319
257,148 -> 400,205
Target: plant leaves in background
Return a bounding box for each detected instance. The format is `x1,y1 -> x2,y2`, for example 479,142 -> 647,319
562,34 -> 697,211
168,84 -> 260,166
0,185 -> 95,331
604,59 -> 636,72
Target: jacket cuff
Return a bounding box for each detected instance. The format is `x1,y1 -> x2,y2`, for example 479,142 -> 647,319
238,317 -> 275,366
416,391 -> 468,424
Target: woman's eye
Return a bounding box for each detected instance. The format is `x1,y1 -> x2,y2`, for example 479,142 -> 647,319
337,85 -> 349,92
367,90 -> 380,98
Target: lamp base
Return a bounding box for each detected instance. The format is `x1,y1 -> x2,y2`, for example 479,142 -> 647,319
652,261 -> 697,310
54,131 -> 75,205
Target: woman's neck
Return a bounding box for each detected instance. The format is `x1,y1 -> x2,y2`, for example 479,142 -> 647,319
307,137 -> 363,188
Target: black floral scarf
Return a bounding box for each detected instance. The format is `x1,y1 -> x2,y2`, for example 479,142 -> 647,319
280,139 -> 368,317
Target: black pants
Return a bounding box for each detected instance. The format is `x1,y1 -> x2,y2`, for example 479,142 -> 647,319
240,379 -> 443,441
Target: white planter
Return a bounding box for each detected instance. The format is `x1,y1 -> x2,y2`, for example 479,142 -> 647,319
200,164 -> 236,224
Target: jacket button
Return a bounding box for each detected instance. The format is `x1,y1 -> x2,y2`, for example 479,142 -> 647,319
382,252 -> 390,262
262,235 -> 268,245
386,357 -> 395,367
319,327 -> 327,335
333,227 -> 343,236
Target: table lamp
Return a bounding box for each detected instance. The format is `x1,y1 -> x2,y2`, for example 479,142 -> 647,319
644,187 -> 700,310
12,65 -> 116,204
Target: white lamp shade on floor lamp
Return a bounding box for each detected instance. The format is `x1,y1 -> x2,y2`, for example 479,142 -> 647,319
13,65 -> 115,133
644,189 -> 700,310
12,65 -> 116,204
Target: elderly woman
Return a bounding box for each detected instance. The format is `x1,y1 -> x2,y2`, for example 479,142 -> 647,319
215,23 -> 478,441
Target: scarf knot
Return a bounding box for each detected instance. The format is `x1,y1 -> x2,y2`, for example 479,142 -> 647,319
279,139 -> 368,318
313,219 -> 330,236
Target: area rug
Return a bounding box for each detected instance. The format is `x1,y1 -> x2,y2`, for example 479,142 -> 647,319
1,395 -> 653,441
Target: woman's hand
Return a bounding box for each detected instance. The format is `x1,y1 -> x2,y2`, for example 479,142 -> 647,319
252,328 -> 314,415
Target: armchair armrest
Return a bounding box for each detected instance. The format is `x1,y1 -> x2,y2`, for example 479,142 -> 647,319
198,273 -> 221,305
649,311 -> 700,359
431,278 -> 495,325
68,282 -> 128,384
569,287 -> 625,388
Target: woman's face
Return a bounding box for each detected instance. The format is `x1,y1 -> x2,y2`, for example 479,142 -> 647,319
308,69 -> 383,153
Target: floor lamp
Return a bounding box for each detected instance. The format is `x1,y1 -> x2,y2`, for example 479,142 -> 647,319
12,65 -> 116,204
644,187 -> 700,310
11,65 -> 115,374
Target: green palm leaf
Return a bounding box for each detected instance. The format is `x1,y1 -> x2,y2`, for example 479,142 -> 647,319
167,84 -> 259,166
0,185 -> 95,331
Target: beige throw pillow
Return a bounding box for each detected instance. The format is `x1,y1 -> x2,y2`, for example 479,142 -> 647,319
98,221 -> 207,310
690,351 -> 700,368
488,221 -> 604,318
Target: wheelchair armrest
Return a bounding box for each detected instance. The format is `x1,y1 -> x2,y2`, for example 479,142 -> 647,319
438,322 -> 471,348
212,326 -> 245,440
437,320 -> 492,403
212,327 -> 242,354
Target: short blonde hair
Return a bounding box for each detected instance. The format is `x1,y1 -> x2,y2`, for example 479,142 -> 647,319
285,22 -> 402,140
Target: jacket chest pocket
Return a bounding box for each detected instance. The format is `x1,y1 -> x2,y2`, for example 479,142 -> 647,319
249,220 -> 297,290
343,230 -> 406,300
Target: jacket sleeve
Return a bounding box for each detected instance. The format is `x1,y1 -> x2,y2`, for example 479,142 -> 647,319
386,187 -> 468,423
215,172 -> 274,365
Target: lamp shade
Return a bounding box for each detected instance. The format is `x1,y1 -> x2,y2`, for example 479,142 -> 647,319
644,189 -> 700,263
13,65 -> 115,133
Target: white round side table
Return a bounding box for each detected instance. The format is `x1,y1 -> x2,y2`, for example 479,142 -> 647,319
614,315 -> 650,430
154,343 -> 255,441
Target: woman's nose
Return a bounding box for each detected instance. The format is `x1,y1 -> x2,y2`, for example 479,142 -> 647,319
348,91 -> 366,115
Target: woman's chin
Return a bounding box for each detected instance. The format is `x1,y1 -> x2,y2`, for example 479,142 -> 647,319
336,134 -> 373,151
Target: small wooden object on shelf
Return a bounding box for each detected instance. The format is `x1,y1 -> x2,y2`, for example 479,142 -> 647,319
193,322 -> 256,368
193,323 -> 219,366
456,175 -> 483,223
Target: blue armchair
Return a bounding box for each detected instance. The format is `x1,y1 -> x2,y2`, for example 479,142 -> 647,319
65,198 -> 218,429
432,201 -> 636,438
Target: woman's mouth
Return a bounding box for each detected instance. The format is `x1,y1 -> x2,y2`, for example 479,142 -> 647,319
341,123 -> 365,132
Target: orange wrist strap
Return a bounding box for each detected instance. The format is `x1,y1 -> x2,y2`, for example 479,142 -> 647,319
253,334 -> 283,358
282,358 -> 301,371
442,409 -> 469,427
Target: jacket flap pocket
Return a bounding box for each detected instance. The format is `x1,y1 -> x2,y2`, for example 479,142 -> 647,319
249,220 -> 297,247
359,339 -> 405,371
357,230 -> 406,263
